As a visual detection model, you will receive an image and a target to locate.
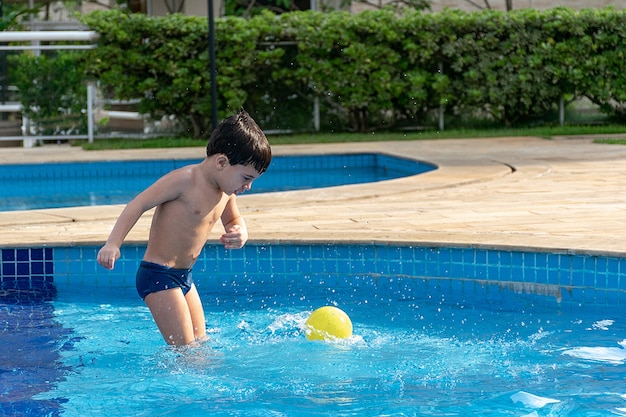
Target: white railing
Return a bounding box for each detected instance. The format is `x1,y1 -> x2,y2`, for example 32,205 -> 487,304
0,31 -> 97,42
0,31 -> 102,147
0,31 -> 98,50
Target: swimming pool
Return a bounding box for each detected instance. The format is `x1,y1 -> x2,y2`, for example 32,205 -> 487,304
3,243 -> 626,416
0,153 -> 435,211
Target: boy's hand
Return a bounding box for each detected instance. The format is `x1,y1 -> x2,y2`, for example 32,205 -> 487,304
220,224 -> 248,249
97,244 -> 121,270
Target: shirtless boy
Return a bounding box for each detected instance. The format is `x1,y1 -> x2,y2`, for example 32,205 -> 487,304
97,110 -> 272,346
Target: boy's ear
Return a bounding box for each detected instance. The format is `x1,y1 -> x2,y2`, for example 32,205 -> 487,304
216,154 -> 229,168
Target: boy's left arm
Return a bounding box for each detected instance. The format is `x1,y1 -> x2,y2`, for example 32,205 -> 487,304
220,196 -> 248,249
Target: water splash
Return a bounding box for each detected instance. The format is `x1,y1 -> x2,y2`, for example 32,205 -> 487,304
511,391 -> 561,408
562,339 -> 626,365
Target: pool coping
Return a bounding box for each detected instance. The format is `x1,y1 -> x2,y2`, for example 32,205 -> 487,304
1,136 -> 626,257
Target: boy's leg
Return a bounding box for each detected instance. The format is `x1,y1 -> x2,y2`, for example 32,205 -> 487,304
145,288 -> 195,346
184,284 -> 207,341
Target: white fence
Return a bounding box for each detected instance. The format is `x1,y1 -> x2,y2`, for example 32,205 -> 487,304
0,31 -> 146,147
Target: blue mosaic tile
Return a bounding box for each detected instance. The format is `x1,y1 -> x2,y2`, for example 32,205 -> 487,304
571,268 -> 584,287
3,243 -> 626,310
584,270 -> 596,287
607,290 -> 620,305
2,263 -> 15,276
547,253 -> 560,269
475,263 -> 487,280
0,249 -> 55,303
499,251 -> 512,265
608,271 -> 619,289
487,265 -> 499,280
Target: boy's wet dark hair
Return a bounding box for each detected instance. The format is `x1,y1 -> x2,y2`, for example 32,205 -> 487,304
206,109 -> 272,174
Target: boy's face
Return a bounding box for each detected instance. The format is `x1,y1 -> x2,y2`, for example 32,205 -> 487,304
222,162 -> 261,196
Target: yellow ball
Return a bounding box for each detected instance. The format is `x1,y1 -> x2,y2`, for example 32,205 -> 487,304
305,306 -> 353,341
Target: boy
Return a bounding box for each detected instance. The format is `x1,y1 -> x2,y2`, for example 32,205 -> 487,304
97,110 -> 272,346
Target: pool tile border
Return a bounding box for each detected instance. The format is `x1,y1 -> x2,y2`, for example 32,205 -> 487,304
2,244 -> 625,308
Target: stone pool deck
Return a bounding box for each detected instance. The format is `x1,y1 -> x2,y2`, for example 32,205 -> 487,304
1,135 -> 625,256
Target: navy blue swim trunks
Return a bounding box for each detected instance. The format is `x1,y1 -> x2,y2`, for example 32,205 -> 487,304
135,261 -> 194,300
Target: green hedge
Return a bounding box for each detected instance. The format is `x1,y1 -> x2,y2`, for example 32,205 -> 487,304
10,51 -> 88,135
31,7 -> 626,135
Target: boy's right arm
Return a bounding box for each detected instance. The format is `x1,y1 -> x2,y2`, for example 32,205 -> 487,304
97,200 -> 148,270
96,168 -> 189,270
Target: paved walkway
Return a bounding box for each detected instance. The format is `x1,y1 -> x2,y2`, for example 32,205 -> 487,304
1,135 -> 625,256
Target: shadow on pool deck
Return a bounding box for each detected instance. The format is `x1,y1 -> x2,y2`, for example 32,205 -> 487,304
1,135 -> 625,256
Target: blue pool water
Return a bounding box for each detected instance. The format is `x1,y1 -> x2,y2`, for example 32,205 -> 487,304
3,243 -> 626,416
0,153 -> 435,211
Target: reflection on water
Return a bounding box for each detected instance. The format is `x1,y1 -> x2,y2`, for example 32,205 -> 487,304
0,282 -> 71,417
